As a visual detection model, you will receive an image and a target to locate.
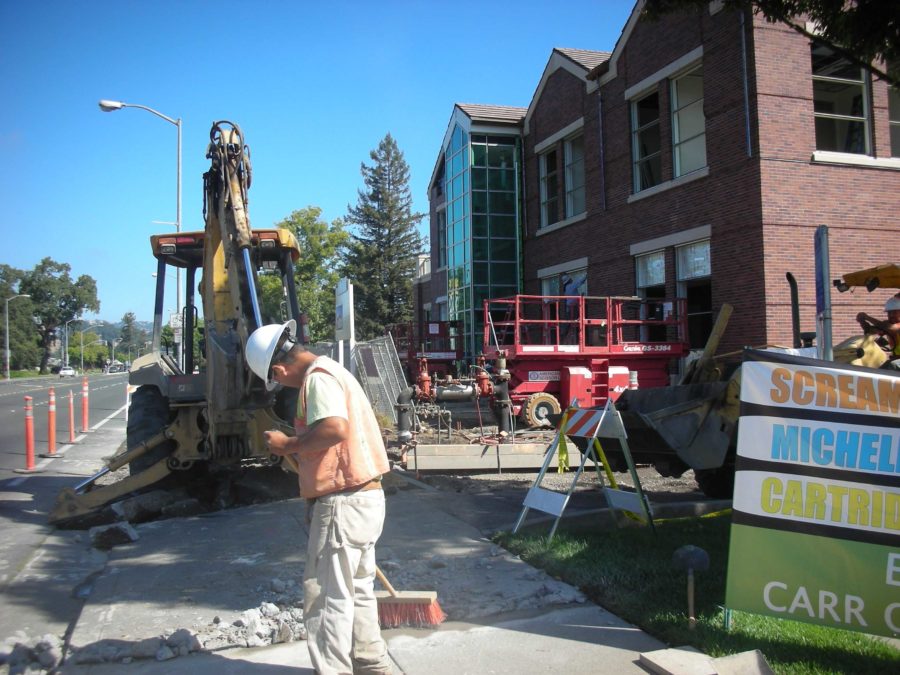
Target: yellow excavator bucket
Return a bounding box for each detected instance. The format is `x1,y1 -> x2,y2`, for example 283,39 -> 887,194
837,263 -> 900,291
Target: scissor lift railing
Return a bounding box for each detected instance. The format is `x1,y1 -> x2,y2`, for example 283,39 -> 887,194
483,295 -> 688,359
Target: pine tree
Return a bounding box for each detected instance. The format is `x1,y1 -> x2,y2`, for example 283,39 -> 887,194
343,134 -> 424,340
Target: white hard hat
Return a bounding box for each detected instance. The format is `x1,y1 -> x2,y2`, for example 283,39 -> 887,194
886,293 -> 900,313
246,320 -> 296,391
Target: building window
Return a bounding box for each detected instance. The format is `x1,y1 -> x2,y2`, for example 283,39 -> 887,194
890,85 -> 900,157
635,251 -> 665,290
564,135 -> 585,217
635,251 -> 666,341
539,149 -> 559,228
676,240 -> 712,349
812,43 -> 870,155
672,65 -> 706,177
437,209 -> 447,268
632,92 -> 662,191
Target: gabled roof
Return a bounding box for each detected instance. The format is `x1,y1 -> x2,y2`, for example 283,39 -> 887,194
455,103 -> 527,125
587,0 -> 646,83
428,104 -> 527,193
556,47 -> 612,72
524,47 -> 612,134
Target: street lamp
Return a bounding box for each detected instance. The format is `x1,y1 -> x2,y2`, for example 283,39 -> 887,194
64,318 -> 80,368
81,336 -> 104,374
99,98 -> 182,366
5,294 -> 31,382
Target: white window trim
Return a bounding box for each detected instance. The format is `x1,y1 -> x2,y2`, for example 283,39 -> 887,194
811,151 -> 900,170
534,118 -> 584,154
630,225 -> 711,256
626,166 -> 709,204
538,257 -> 589,279
535,212 -> 588,237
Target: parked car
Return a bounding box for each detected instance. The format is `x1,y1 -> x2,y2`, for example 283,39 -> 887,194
59,366 -> 76,378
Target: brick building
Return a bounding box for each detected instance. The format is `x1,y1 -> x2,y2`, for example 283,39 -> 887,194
423,1 -> 900,364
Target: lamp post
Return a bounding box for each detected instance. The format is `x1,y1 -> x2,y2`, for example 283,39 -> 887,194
5,294 -> 31,382
64,318 -> 80,368
78,326 -> 103,375
99,99 -> 181,367
81,337 -> 104,374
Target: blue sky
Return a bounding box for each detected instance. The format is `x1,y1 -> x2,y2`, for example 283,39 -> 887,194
1,0 -> 634,323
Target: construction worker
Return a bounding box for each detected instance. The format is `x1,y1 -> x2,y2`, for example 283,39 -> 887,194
560,272 -> 586,342
245,320 -> 392,675
856,292 -> 900,370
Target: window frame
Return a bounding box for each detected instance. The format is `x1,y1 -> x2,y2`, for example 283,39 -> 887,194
564,134 -> 585,218
539,148 -> 560,228
671,64 -> 707,178
811,42 -> 871,156
889,85 -> 900,158
631,91 -> 662,192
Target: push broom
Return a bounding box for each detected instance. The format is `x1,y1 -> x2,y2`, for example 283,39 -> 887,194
374,564 -> 446,629
282,455 -> 445,628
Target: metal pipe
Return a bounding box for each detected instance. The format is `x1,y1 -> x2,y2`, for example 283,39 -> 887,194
740,10 -> 753,157
786,272 -> 801,348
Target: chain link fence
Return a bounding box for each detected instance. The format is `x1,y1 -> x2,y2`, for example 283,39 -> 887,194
351,334 -> 407,424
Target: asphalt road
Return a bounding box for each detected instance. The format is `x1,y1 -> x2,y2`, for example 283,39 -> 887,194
0,372 -> 129,475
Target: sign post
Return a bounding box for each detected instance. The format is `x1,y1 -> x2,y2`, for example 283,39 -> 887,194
335,278 -> 355,375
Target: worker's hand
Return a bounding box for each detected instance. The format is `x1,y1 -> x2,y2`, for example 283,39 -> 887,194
264,429 -> 290,452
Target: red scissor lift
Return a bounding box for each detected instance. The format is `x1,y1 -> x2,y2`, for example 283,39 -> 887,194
482,294 -> 689,427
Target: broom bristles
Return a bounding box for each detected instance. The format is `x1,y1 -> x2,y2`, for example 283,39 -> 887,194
376,595 -> 446,628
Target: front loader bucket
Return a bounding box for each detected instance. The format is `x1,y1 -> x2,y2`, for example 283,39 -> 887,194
615,379 -> 740,471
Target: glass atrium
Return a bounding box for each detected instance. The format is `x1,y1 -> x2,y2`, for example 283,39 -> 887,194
442,124 -> 521,358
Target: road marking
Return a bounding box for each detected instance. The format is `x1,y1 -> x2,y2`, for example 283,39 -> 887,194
5,403 -> 127,487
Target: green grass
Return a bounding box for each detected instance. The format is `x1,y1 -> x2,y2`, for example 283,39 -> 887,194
494,513 -> 899,674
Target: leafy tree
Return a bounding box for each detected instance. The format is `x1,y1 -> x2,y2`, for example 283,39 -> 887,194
642,0 -> 899,87
0,264 -> 40,372
262,207 -> 349,342
342,134 -> 424,340
19,258 -> 100,373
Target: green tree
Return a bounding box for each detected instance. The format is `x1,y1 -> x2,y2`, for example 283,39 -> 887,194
343,133 -> 424,340
117,312 -> 149,363
19,258 -> 100,373
0,264 -> 40,372
262,207 -> 349,342
642,0 -> 899,87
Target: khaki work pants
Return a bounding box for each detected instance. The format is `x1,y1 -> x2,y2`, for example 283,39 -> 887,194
304,490 -> 392,675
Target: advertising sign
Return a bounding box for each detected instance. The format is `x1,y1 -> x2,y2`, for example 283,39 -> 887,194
726,349 -> 900,637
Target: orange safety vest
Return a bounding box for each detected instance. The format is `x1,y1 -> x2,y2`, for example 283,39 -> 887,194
293,356 -> 389,498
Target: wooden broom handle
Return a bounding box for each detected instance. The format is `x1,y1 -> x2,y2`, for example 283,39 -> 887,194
375,565 -> 398,597
283,451 -> 398,600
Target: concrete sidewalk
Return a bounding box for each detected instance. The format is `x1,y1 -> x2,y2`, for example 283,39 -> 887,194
1,422 -> 730,674
57,482 -> 674,674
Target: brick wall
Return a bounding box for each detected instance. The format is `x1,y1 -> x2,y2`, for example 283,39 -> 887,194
521,6 -> 899,355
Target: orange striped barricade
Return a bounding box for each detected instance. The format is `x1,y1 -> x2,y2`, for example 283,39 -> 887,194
14,396 -> 43,474
512,399 -> 654,541
80,377 -> 90,433
40,387 -> 64,458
